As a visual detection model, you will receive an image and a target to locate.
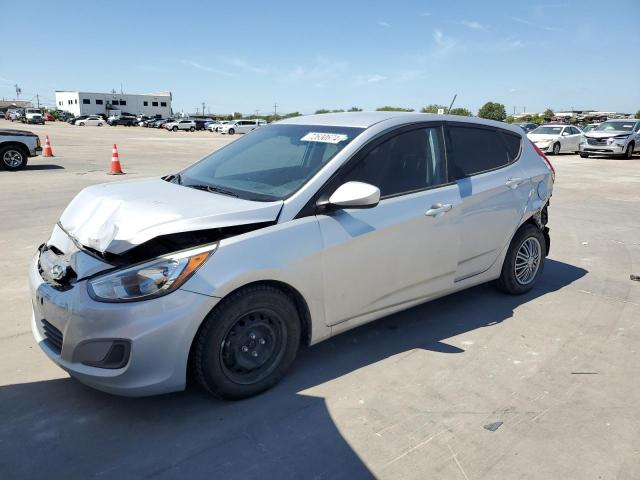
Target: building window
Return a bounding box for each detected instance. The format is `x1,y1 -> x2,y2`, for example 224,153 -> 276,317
160,102 -> 167,107
95,99 -> 103,105
74,99 -> 78,104
120,100 -> 126,106
152,101 -> 158,107
58,101 -> 62,106
83,99 -> 90,104
112,100 -> 119,105
143,101 -> 148,106
68,100 -> 73,105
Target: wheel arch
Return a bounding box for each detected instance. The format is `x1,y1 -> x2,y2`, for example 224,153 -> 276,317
186,279 -> 313,384
1,141 -> 29,156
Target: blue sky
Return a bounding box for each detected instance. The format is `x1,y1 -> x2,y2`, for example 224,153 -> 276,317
2,0 -> 639,115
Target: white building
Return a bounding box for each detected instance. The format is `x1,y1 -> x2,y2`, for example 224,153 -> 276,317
54,91 -> 172,117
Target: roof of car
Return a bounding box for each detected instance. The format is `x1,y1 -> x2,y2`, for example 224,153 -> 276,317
278,112 -> 522,133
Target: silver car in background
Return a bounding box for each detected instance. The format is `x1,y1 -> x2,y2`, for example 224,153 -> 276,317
527,124 -> 583,155
579,119 -> 640,159
30,112 -> 554,399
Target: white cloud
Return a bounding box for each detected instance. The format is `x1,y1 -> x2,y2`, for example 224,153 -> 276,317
181,60 -> 237,77
432,30 -> 456,57
220,57 -> 270,74
354,74 -> 387,85
279,57 -> 349,87
420,12 -> 432,16
378,21 -> 391,28
460,20 -> 486,30
511,16 -> 560,32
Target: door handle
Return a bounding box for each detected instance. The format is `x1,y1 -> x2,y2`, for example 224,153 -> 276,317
505,177 -> 524,189
425,203 -> 453,217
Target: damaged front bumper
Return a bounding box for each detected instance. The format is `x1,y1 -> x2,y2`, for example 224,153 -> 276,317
29,252 -> 220,396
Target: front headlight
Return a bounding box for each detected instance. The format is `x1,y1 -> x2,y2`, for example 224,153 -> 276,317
88,245 -> 215,302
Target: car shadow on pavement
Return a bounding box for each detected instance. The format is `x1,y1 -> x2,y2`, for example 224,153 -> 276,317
24,164 -> 65,171
0,259 -> 586,480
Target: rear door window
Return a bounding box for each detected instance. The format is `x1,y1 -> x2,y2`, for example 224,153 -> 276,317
446,125 -> 513,180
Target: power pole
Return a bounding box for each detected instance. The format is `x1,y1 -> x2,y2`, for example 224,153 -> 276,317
202,102 -> 205,117
14,84 -> 21,98
273,102 -> 278,120
36,94 -> 40,109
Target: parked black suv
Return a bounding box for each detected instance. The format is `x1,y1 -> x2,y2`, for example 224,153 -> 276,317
108,116 -> 137,127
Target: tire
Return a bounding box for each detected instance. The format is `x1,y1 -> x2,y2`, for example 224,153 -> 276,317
1,145 -> 28,171
172,126 -> 178,132
496,224 -> 546,295
228,128 -> 235,135
193,284 -> 301,399
189,126 -> 195,132
97,123 -> 103,127
79,122 -> 85,126
552,142 -> 560,155
624,143 -> 634,159
579,153 -> 590,158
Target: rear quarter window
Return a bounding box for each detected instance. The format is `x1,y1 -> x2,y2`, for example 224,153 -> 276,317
447,125 -> 514,180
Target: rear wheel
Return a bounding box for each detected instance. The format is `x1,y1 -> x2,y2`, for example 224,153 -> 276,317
579,153 -> 590,158
193,284 -> 301,399
496,224 -> 546,295
1,145 -> 28,171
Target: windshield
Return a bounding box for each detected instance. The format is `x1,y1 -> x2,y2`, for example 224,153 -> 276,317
531,126 -> 563,135
180,124 -> 363,201
594,121 -> 635,132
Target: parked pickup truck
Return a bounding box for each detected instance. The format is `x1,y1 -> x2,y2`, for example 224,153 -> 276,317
0,129 -> 42,170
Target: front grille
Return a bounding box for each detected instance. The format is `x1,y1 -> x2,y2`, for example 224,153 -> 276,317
42,319 -> 63,354
587,137 -> 607,146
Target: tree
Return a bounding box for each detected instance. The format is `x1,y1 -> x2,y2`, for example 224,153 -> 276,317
233,111 -> 243,119
542,108 -> 554,122
376,106 -> 415,112
635,110 -> 640,119
477,102 -> 507,121
315,109 -> 331,114
449,107 -> 472,117
348,107 -> 363,112
420,104 -> 447,114
505,115 -> 515,124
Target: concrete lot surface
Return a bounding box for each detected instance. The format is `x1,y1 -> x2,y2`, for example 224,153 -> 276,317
0,119 -> 639,479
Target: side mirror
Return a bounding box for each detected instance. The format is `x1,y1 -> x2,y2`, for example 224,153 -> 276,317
327,181 -> 380,209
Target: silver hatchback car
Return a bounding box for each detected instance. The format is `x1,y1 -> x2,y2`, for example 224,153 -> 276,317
30,112 -> 554,398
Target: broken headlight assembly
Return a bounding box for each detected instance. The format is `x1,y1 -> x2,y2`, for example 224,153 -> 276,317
88,245 -> 216,302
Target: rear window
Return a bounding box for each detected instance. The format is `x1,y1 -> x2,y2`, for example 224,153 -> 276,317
500,131 -> 522,162
447,126 -> 513,179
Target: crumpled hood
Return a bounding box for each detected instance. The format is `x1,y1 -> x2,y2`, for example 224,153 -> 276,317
59,177 -> 283,254
585,130 -> 631,138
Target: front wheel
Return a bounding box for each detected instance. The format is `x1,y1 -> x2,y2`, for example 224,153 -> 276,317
172,126 -> 178,132
579,153 -> 590,158
623,143 -> 634,159
496,224 -> 546,295
193,284 -> 301,399
189,126 -> 195,132
552,142 -> 561,155
228,128 -> 235,135
79,122 -> 85,126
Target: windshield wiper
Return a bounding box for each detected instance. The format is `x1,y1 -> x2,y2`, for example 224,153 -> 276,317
186,184 -> 239,197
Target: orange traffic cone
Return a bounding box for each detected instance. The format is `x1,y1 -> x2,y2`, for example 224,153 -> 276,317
108,144 -> 124,175
43,135 -> 54,157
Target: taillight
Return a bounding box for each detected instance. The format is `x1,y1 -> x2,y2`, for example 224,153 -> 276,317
530,140 -> 555,183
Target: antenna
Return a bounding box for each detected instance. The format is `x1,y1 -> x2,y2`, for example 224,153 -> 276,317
447,94 -> 457,113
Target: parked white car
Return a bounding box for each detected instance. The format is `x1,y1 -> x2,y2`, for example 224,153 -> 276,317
75,116 -> 105,126
208,120 -> 231,132
527,124 -> 583,155
219,119 -> 266,135
165,119 -> 196,132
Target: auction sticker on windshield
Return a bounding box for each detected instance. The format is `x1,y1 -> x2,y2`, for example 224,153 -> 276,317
301,132 -> 349,144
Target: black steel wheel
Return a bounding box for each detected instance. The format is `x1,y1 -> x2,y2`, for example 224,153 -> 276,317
193,284 -> 301,399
